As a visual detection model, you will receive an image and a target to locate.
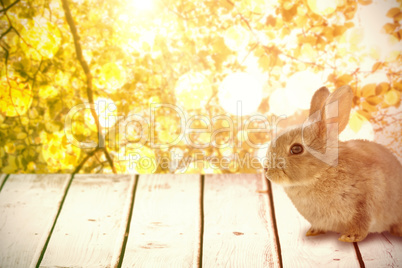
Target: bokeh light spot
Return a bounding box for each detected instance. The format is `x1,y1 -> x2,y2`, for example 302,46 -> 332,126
175,72 -> 212,111
340,112 -> 375,141
285,71 -> 326,110
218,72 -> 263,115
307,0 -> 337,16
269,88 -> 298,117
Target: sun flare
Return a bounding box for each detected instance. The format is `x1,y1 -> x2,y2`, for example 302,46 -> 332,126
128,0 -> 154,11
218,73 -> 264,116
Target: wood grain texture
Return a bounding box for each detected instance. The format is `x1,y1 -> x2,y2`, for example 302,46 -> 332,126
39,174 -> 135,268
357,232 -> 402,267
202,174 -> 280,268
271,183 -> 360,267
0,174 -> 70,268
121,174 -> 201,268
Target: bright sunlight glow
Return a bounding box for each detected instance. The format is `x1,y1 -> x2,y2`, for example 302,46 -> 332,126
340,120 -> 375,142
91,98 -> 117,128
218,72 -> 263,115
307,0 -> 337,16
356,0 -> 400,62
285,70 -> 327,110
175,72 -> 212,111
128,0 -> 154,11
269,88 -> 298,117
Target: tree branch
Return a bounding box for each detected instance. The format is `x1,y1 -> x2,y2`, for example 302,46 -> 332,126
0,0 -> 20,13
61,0 -> 116,173
0,26 -> 12,40
73,148 -> 100,174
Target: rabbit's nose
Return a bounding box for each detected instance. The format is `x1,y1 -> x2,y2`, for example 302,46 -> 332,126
264,167 -> 268,174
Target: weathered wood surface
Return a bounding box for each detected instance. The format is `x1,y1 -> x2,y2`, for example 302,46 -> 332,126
202,174 -> 281,268
1,174 -> 401,267
0,174 -> 70,268
358,232 -> 402,267
39,174 -> 135,268
121,174 -> 201,268
271,183 -> 361,267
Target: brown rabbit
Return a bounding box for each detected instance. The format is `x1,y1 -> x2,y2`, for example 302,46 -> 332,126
264,85 -> 402,242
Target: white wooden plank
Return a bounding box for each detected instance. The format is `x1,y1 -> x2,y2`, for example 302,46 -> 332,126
271,183 -> 360,267
203,174 -> 281,268
0,174 -> 70,268
121,174 -> 201,268
357,232 -> 402,267
40,174 -> 135,268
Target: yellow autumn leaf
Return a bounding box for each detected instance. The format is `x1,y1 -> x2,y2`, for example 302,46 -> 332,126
0,76 -> 33,117
362,102 -> 377,113
219,146 -> 233,157
125,146 -> 157,174
307,0 -> 337,16
224,26 -> 249,51
375,82 -> 390,95
149,96 -> 161,104
346,28 -> 364,47
82,98 -> 117,132
365,96 -> 382,105
4,143 -> 16,154
27,161 -> 36,171
17,132 -> 27,140
300,43 -> 317,61
95,62 -> 127,90
2,155 -> 17,173
84,109 -> 98,132
384,90 -> 401,106
20,19 -> 61,60
97,98 -> 117,128
360,83 -> 376,98
175,72 -> 212,110
155,115 -> 183,146
49,144 -> 58,155
21,117 -> 29,126
386,7 -> 401,18
335,74 -> 354,88
197,132 -> 212,144
349,112 -> 367,133
72,121 -> 85,136
45,121 -> 61,132
39,85 -> 58,99
258,54 -> 271,70
42,132 -> 81,172
248,0 -> 274,12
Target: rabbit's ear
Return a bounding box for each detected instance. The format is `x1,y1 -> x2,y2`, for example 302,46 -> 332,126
321,85 -> 353,134
309,87 -> 330,117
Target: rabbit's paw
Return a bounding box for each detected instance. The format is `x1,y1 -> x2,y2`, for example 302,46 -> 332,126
390,224 -> 402,237
338,233 -> 367,242
306,227 -> 326,236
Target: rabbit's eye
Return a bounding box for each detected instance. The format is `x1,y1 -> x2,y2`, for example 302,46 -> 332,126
290,144 -> 303,155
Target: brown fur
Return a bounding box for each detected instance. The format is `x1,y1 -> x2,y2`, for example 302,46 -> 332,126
265,86 -> 402,242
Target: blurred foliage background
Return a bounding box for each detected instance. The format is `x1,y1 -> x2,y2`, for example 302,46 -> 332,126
0,0 -> 401,174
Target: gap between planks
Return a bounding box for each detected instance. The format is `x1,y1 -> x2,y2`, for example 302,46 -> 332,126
271,182 -> 360,267
117,174 -> 139,268
38,174 -> 136,267
202,174 -> 281,268
270,180 -> 402,267
2,174 -> 400,267
120,174 -> 202,268
0,174 -> 71,268
0,174 -> 9,192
